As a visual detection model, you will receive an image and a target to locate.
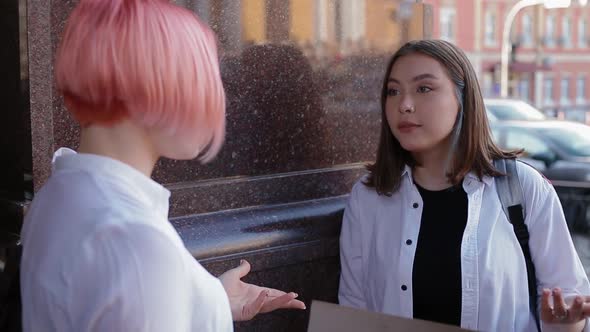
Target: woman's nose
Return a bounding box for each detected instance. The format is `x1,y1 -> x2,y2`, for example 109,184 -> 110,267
399,104 -> 416,114
397,94 -> 415,114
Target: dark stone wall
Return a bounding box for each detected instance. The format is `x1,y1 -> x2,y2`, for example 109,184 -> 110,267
0,0 -> 31,245
8,1 -> 432,331
0,0 -> 30,202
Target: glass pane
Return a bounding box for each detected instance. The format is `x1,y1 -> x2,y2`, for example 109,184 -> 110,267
45,0 -> 429,216
505,131 -> 551,157
543,126 -> 590,157
486,101 -> 546,121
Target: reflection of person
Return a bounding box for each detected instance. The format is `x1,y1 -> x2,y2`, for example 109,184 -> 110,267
339,39 -> 590,331
225,43 -> 324,172
20,0 -> 304,331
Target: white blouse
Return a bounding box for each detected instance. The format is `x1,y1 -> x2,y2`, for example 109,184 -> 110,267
339,161 -> 590,331
21,148 -> 233,332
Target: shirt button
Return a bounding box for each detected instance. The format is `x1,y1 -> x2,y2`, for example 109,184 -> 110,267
406,239 -> 412,245
401,285 -> 408,291
412,203 -> 419,209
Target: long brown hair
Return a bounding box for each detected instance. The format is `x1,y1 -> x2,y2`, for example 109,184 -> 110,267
365,40 -> 520,196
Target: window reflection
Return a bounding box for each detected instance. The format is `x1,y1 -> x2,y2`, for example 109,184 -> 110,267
182,0 -> 404,58
151,0 -> 415,182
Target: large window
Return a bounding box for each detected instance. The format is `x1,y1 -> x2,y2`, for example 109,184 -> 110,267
440,7 -> 456,42
561,78 -> 570,105
544,78 -> 554,105
519,79 -> 530,102
577,76 -> 586,104
482,73 -> 494,97
579,18 -> 587,48
522,13 -> 533,46
485,11 -> 496,46
545,15 -> 556,47
562,16 -> 572,48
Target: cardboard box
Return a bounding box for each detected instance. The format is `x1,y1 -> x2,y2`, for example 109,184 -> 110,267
308,301 -> 473,332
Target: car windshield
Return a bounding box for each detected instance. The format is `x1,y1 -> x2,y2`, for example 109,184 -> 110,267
540,126 -> 590,157
486,101 -> 546,121
486,109 -> 498,122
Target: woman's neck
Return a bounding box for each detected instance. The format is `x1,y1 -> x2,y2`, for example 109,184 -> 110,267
412,141 -> 455,191
78,120 -> 159,177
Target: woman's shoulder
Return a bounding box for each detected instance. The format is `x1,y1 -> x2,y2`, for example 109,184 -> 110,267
72,218 -> 187,288
514,159 -> 553,191
349,174 -> 400,206
350,175 -> 378,198
512,159 -> 555,205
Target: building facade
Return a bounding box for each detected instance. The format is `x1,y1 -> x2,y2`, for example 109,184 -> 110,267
427,0 -> 590,122
182,0 -> 417,57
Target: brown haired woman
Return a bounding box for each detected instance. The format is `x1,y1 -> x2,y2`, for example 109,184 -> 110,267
338,39 -> 590,332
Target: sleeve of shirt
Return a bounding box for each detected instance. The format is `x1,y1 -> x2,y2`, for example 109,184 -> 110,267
519,163 -> 590,331
66,221 -> 192,332
338,181 -> 368,309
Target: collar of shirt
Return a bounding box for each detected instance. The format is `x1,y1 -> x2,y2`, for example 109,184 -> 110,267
401,165 -> 494,188
51,147 -> 171,219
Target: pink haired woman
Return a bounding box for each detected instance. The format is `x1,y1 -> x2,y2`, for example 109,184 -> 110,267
19,0 -> 304,331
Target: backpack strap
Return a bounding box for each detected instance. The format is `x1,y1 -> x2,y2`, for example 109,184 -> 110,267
494,158 -> 526,221
494,158 -> 540,332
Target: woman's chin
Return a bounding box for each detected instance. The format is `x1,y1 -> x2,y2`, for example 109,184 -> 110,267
399,142 -> 426,153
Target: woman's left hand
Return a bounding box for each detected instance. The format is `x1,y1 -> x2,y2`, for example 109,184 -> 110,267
218,259 -> 307,321
541,287 -> 590,325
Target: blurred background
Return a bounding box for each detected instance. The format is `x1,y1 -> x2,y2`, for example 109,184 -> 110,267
3,1 -> 590,330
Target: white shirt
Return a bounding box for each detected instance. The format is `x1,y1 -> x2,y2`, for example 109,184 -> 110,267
21,148 -> 233,332
339,161 -> 590,331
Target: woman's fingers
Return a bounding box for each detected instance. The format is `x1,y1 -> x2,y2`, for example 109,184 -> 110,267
568,296 -> 585,322
261,292 -> 306,313
552,288 -> 569,320
540,288 -> 590,324
541,288 -> 554,321
265,288 -> 287,299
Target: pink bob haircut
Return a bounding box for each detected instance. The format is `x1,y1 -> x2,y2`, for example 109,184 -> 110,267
55,0 -> 225,162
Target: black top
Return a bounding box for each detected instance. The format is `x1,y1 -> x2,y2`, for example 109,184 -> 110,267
412,182 -> 468,326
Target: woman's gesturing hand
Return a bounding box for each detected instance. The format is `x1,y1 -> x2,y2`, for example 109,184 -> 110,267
219,260 -> 306,321
541,287 -> 590,326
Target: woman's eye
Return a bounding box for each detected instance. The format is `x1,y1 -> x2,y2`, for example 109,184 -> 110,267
386,88 -> 400,96
417,86 -> 432,93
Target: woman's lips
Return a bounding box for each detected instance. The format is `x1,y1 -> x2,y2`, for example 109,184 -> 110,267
397,121 -> 421,133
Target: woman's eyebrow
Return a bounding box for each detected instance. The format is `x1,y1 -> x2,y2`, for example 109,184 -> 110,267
388,73 -> 439,84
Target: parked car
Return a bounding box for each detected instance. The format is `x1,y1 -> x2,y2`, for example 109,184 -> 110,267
485,98 -> 546,122
491,120 -> 590,231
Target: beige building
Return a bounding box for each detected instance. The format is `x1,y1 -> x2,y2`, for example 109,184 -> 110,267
190,0 -> 424,56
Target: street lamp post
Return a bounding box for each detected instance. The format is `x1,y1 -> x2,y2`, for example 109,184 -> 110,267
500,0 -> 574,98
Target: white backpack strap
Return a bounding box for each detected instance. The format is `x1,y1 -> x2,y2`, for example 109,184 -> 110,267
493,158 -> 526,221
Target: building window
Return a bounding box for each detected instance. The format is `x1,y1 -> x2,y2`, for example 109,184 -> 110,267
316,0 -> 329,43
544,78 -> 554,105
522,13 -> 533,46
545,15 -> 556,47
562,16 -> 572,48
440,7 -> 456,42
519,79 -> 530,101
483,73 -> 494,97
577,77 -> 586,103
485,11 -> 496,46
579,18 -> 587,48
561,78 -> 570,105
